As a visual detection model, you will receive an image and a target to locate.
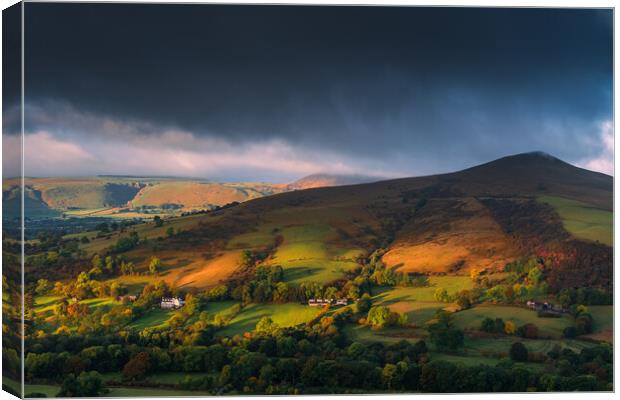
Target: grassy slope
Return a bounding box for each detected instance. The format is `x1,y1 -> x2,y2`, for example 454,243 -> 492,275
17,154 -> 615,395
77,213 -> 208,255
34,296 -> 119,316
267,223 -> 363,284
130,181 -> 249,209
127,301 -> 322,336
383,198 -> 518,274
218,303 -> 322,337
539,195 -> 612,246
60,152 -> 613,291
20,177 -> 140,209
453,304 -> 573,339
371,276 -> 473,326
4,177 -> 283,218
40,153 -> 613,335
128,309 -> 174,330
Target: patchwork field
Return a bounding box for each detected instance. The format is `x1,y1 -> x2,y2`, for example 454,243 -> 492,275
64,207 -> 169,219
453,305 -> 573,339
34,296 -> 120,318
83,299 -> 321,337
10,153 -> 613,395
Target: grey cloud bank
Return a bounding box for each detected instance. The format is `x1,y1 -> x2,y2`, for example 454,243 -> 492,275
4,5 -> 613,180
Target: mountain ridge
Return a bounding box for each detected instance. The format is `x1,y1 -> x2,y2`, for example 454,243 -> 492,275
2,152 -> 613,219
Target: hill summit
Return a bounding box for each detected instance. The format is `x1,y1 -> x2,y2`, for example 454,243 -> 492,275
285,173 -> 380,190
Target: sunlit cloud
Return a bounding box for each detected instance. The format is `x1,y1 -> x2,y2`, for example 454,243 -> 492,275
4,131 -> 96,177
577,120 -> 614,176
8,100 -> 612,181
15,103 -> 403,181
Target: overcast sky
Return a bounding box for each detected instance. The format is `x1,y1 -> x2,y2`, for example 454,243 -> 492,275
3,5 -> 613,181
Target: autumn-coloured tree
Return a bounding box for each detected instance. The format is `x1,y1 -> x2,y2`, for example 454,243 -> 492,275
122,352 -> 151,381
148,256 -> 161,275
504,320 -> 516,334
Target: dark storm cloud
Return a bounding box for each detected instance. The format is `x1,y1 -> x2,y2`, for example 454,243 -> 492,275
16,4 -> 613,179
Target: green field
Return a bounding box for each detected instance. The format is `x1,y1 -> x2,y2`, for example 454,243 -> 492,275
370,276 -> 473,326
129,301 -> 323,336
105,387 -> 210,397
129,308 -> 175,330
463,335 -> 596,356
147,372 -> 213,385
375,276 -> 474,302
267,224 -> 363,284
453,305 -> 573,339
342,324 -> 424,344
218,302 -> 322,336
22,383 -> 210,397
34,296 -> 120,318
539,195 -> 612,246
33,296 -> 63,313
3,377 -> 22,397
79,297 -> 120,309
589,305 -> 613,332
430,352 -> 547,372
582,305 -> 613,342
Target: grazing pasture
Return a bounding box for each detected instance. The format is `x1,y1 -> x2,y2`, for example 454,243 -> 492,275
453,305 -> 573,339
146,372 -> 214,385
370,276 -> 473,325
539,195 -> 612,246
33,296 -> 120,318
129,309 -> 174,330
341,324 -> 425,344
104,387 -> 210,397
217,303 -> 322,337
262,210 -> 370,284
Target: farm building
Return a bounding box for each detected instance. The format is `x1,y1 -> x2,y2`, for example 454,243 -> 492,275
161,297 -> 185,309
526,300 -> 565,314
308,298 -> 348,307
117,295 -> 137,302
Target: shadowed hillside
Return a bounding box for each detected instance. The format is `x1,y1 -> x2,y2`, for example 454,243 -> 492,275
2,174 -> 379,220
234,152 -> 612,279
61,152 -> 611,292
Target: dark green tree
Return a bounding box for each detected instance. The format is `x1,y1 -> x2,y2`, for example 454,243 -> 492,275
509,342 -> 529,362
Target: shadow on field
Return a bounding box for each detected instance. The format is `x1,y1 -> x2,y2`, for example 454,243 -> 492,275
284,266 -> 320,282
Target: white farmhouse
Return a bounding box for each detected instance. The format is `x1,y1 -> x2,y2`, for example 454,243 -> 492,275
161,297 -> 185,309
